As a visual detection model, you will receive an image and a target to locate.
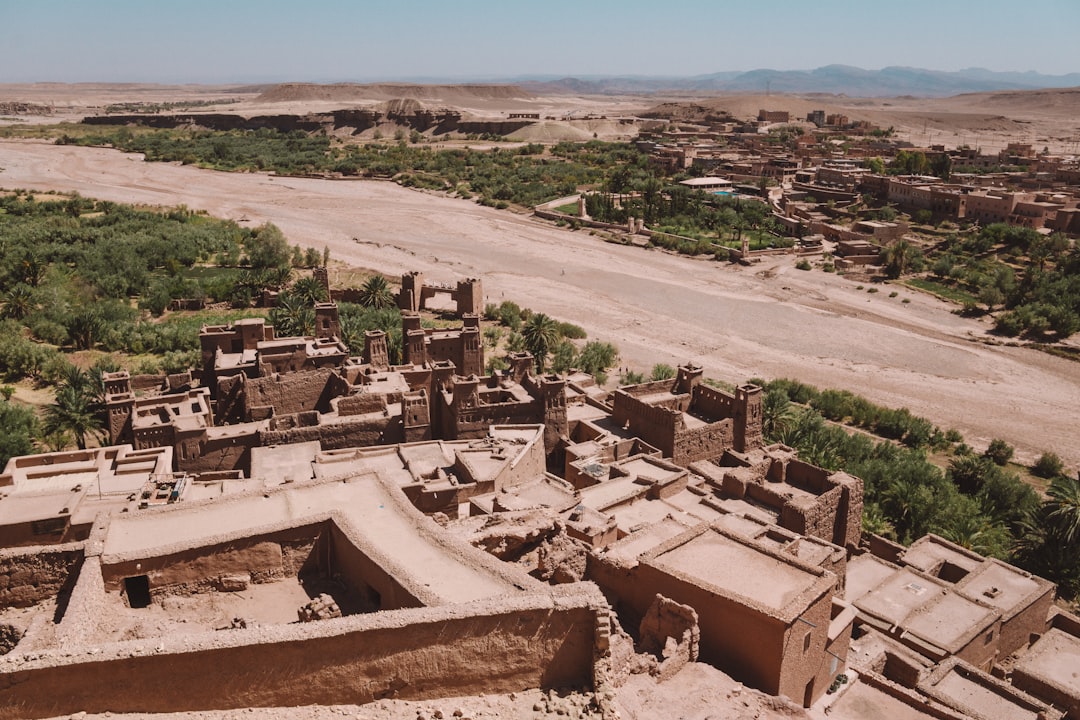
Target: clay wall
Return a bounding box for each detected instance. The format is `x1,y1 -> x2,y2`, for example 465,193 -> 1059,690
588,551 -> 832,705
180,431 -> 259,475
993,582 -> 1055,658
671,421 -> 734,466
633,562 -> 791,700
611,396 -> 680,457
214,374 -> 246,423
242,368 -> 341,419
949,617 -> 1003,672
327,522 -> 425,611
1013,666 -> 1080,720
259,415 -> 403,451
0,590 -> 602,718
0,546 -> 82,610
0,517 -> 73,549
100,525 -> 325,595
865,534 -> 906,563
691,384 -> 736,420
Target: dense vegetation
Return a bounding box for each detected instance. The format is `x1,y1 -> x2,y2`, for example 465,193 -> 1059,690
912,223 -> 1080,339
0,192 -> 391,460
758,377 -> 1079,599
41,126 -> 644,208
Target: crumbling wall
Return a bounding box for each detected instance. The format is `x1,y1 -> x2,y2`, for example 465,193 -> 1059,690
100,525 -> 326,596
638,594 -> 700,681
0,548 -> 82,610
691,384 -> 736,420
671,420 -> 734,466
243,369 -> 338,420
0,589 -> 604,718
259,415 -> 403,450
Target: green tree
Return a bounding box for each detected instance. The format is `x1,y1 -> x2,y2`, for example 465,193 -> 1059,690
358,275 -> 396,309
246,223 -> 292,270
880,239 -> 923,279
291,275 -> 328,305
761,387 -> 795,441
984,438 -> 1014,467
1033,452 -> 1065,479
43,384 -> 103,451
521,313 -> 559,372
650,363 -> 676,381
270,292 -> 315,337
0,398 -> 37,467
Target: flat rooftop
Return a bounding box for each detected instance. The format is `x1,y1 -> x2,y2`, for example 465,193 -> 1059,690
928,664 -> 1041,720
956,561 -> 1051,617
853,568 -> 999,653
101,475 -> 525,605
1014,628 -> 1080,696
647,526 -> 826,613
902,535 -> 984,577
826,680 -> 942,720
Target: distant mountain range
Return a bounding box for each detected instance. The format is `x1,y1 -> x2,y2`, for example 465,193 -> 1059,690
516,66 -> 1080,98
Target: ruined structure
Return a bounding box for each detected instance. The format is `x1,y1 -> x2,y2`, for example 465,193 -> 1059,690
398,271 -> 483,316
0,277 -> 1074,718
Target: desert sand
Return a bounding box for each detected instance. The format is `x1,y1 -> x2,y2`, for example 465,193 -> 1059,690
1,138 -> 1078,467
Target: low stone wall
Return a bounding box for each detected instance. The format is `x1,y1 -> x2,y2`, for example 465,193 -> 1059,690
0,546 -> 82,610
0,586 -> 605,719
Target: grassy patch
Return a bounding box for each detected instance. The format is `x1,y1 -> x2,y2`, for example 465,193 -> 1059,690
905,277 -> 978,305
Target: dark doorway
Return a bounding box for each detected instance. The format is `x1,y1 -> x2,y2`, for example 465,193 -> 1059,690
123,575 -> 151,608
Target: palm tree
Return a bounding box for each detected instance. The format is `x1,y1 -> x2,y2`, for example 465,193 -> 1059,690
1046,474 -> 1080,547
1,284 -> 34,320
43,385 -> 103,450
291,275 -> 328,305
521,313 -> 559,372
359,275 -> 395,309
761,388 -> 795,441
270,292 -> 315,337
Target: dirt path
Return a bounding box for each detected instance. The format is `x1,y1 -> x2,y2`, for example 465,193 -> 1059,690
3,140 -> 1079,467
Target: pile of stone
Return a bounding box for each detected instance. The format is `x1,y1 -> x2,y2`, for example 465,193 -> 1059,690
297,593 -> 341,622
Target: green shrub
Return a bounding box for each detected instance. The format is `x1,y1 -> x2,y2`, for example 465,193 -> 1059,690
1033,452 -> 1065,479
984,439 -> 1014,466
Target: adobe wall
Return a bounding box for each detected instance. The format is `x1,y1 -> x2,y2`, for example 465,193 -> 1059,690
180,431 -> 259,475
990,581 -> 1055,658
0,519 -> 72,549
1013,665 -> 1080,720
214,374 -> 246,423
611,397 -> 679,457
242,368 -> 341,420
328,522 -> 424,611
0,546 -> 82,610
634,561 -> 789,697
692,384 -> 736,420
0,588 -> 604,719
100,524 -> 325,595
949,616 -> 1003,672
672,420 -> 734,466
259,415 -> 404,451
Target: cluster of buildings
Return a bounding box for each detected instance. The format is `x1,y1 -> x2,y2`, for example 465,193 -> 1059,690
0,271 -> 1077,719
639,109 -> 1080,241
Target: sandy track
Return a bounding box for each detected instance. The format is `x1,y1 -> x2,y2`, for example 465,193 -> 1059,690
2,140 -> 1079,466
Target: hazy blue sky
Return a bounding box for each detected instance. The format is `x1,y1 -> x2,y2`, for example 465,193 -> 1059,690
2,0 -> 1078,83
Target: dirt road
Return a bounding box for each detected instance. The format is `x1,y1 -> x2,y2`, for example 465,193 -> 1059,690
2,140 -> 1079,466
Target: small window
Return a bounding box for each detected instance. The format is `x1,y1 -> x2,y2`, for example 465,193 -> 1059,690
804,631 -> 812,653
985,629 -> 995,645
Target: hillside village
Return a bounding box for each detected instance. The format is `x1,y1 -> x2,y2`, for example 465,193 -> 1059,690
1,270 -> 1077,720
